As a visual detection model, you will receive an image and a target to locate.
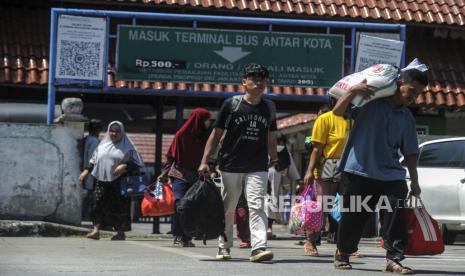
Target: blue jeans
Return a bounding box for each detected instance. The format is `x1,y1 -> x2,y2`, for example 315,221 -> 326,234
170,177 -> 193,241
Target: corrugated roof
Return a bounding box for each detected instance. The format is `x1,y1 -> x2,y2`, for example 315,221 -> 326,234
1,6 -> 465,111
127,133 -> 174,164
277,113 -> 317,129
108,0 -> 465,26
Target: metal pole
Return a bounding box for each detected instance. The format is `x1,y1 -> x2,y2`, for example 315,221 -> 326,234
176,98 -> 184,130
152,96 -> 164,234
47,10 -> 58,124
52,8 -> 402,30
350,28 -> 356,74
155,97 -> 164,176
400,25 -> 407,68
103,16 -> 110,88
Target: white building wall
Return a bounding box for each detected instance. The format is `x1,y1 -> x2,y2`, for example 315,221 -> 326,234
0,123 -> 83,225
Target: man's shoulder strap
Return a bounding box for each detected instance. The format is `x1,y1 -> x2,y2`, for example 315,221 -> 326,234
226,95 -> 276,127
263,98 -> 276,123
230,95 -> 244,112
225,95 -> 243,129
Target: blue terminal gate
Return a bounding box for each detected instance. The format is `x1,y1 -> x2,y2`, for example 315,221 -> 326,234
48,8 -> 405,235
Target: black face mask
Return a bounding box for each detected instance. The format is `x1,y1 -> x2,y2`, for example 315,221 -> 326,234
202,119 -> 215,137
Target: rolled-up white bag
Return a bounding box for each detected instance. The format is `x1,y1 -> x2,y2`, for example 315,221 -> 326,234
328,64 -> 399,107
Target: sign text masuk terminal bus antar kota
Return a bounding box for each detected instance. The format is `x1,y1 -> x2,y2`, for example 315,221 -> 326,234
116,25 -> 344,87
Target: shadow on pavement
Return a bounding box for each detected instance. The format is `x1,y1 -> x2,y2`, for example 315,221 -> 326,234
413,270 -> 465,275
353,268 -> 465,275
199,258 -> 251,263
273,259 -> 334,264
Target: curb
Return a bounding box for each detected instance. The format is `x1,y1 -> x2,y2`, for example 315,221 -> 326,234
0,220 -> 91,237
1,220 -> 384,242
0,220 -> 171,238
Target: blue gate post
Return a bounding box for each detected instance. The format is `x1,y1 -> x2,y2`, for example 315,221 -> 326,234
400,25 -> 407,68
47,9 -> 59,124
350,28 -> 357,74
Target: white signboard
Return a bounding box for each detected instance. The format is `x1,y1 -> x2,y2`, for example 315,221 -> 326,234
354,34 -> 404,72
356,32 -> 400,43
55,15 -> 106,81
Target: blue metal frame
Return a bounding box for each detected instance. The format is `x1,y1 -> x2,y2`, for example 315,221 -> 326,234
47,10 -> 58,124
47,8 -> 406,124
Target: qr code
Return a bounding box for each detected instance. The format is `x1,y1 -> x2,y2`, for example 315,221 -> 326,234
58,40 -> 101,78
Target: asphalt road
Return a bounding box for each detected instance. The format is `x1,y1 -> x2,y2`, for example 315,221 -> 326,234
1,234 -> 464,276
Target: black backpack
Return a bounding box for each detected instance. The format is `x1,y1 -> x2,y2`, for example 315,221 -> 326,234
225,95 -> 276,129
177,179 -> 227,244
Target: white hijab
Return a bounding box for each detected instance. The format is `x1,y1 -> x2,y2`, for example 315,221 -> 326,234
90,121 -> 144,182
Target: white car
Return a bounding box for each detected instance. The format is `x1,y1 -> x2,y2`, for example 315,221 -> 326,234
416,137 -> 465,244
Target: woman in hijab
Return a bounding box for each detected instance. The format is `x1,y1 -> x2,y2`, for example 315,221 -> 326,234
159,108 -> 212,247
79,121 -> 144,240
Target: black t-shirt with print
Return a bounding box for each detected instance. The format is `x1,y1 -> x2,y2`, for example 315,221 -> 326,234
214,97 -> 277,173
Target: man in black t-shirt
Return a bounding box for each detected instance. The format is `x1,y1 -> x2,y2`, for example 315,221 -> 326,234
199,64 -> 278,263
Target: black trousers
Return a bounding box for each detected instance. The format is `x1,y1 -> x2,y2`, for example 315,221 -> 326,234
337,173 -> 408,261
171,177 -> 194,241
92,180 -> 132,232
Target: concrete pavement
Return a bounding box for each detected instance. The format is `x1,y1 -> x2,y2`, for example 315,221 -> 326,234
1,230 -> 464,276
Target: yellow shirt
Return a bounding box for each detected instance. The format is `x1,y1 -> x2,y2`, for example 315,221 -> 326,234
311,111 -> 350,179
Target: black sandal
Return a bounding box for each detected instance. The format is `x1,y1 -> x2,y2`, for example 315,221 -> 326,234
111,232 -> 125,241
182,240 -> 196,247
173,237 -> 184,247
334,249 -> 352,270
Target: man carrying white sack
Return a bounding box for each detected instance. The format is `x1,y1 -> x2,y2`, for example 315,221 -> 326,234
332,59 -> 427,275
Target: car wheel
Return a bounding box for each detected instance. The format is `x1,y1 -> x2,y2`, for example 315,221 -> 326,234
442,225 -> 457,245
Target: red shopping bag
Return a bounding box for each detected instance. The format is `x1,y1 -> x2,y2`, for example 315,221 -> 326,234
403,197 -> 444,256
380,197 -> 444,256
140,182 -> 175,217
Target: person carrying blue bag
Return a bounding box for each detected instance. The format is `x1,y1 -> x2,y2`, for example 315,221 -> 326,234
79,121 -> 144,241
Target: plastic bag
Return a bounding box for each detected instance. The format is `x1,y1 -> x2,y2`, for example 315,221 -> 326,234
289,186 -> 324,235
330,193 -> 341,223
140,181 -> 175,217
